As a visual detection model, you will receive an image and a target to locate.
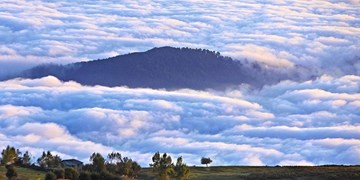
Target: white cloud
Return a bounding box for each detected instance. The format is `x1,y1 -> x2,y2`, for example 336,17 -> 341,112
0,0 -> 359,75
1,0 -> 360,166
223,44 -> 295,68
0,76 -> 359,166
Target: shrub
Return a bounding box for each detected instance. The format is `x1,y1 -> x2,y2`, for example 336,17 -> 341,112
79,171 -> 92,180
54,168 -> 65,179
90,172 -> 100,180
65,167 -> 79,180
5,165 -> 17,180
45,171 -> 57,180
92,170 -> 120,180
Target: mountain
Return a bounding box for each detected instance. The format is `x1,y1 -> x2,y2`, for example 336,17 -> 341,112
4,47 -> 310,90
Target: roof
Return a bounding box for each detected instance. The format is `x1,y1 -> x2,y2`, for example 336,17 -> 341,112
62,159 -> 83,166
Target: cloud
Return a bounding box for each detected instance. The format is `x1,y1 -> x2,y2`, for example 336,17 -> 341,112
0,0 -> 359,76
223,44 -> 295,68
0,75 -> 359,166
1,0 -> 360,167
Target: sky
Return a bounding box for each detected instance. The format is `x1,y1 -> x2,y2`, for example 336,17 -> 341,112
0,0 -> 360,166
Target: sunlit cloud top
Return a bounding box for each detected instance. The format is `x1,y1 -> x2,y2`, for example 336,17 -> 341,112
0,0 -> 359,76
0,75 -> 359,166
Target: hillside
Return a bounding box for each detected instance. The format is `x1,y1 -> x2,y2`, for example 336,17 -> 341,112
5,47 -> 310,90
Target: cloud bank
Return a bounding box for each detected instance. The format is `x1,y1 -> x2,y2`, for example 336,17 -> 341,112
0,0 -> 359,76
0,76 -> 359,166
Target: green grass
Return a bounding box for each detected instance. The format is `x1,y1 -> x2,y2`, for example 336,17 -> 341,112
0,166 -> 45,180
1,165 -> 360,180
138,166 -> 360,180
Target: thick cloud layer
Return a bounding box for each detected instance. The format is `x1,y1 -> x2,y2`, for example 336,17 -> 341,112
0,0 -> 359,76
0,76 -> 359,166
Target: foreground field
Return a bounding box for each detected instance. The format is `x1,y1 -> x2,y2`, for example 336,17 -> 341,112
1,165 -> 360,179
139,166 -> 360,180
0,166 -> 45,180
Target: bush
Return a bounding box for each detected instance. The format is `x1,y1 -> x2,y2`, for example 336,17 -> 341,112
65,167 -> 79,180
79,171 -> 92,180
96,171 -> 120,180
45,171 -> 57,180
91,172 -> 100,180
54,168 -> 65,179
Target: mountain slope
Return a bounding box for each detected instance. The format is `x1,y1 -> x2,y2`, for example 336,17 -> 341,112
7,47 -> 308,89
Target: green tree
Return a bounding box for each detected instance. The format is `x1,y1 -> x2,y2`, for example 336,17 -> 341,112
5,165 -> 17,180
173,157 -> 190,180
106,152 -> 121,174
65,167 -> 79,180
150,152 -> 174,180
1,145 -> 20,165
21,151 -> 31,166
90,152 -> 106,172
37,151 -> 62,169
201,157 -> 212,167
45,171 -> 57,180
37,151 -> 47,168
107,152 -> 122,164
106,152 -> 141,178
118,157 -> 141,177
130,160 -> 141,177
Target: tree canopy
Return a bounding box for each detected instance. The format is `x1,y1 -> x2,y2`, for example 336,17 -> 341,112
89,152 -> 106,172
37,151 -> 62,169
201,157 -> 213,167
150,152 -> 190,180
1,145 -> 20,165
106,152 -> 141,178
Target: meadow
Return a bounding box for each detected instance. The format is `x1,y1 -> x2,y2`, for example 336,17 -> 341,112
136,166 -> 360,179
2,165 -> 360,180
0,166 -> 45,180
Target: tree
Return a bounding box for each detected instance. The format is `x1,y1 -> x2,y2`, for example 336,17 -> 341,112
65,167 -> 79,180
173,157 -> 190,180
37,151 -> 47,168
106,152 -> 141,178
5,164 -> 17,180
37,151 -> 62,169
20,151 -> 31,166
107,152 -> 122,164
150,152 -> 174,180
118,157 -> 141,177
90,152 -> 106,172
1,145 -> 20,165
130,161 -> 141,177
106,152 -> 121,174
201,157 -> 212,167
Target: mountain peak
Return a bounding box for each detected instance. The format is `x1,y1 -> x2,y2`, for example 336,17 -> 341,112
5,47 -> 304,90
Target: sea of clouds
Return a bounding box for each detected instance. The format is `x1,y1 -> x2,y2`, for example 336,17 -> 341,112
0,75 -> 359,166
0,0 -> 360,166
0,0 -> 359,76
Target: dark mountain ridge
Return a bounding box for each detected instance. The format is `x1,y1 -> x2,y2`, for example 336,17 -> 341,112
4,47 -> 310,90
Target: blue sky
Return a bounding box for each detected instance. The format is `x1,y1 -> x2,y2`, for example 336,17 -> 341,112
0,0 -> 359,166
